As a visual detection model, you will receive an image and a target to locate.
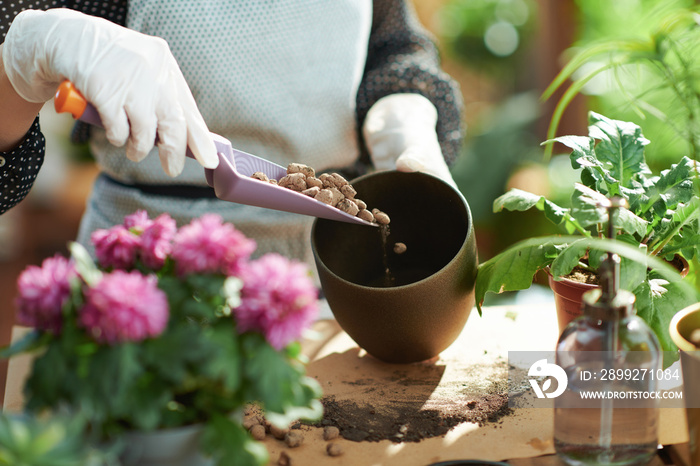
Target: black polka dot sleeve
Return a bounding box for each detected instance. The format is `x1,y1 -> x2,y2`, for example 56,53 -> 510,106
0,119 -> 45,215
0,0 -> 127,215
357,0 -> 464,166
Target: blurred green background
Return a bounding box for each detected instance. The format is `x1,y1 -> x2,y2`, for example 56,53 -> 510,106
422,0 -> 700,264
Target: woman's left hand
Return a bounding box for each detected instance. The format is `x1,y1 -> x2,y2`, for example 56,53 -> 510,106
362,93 -> 457,189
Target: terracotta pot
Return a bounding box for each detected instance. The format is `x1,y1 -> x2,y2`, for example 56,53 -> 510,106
550,254 -> 690,334
312,170 -> 478,364
670,303 -> 700,466
548,271 -> 598,334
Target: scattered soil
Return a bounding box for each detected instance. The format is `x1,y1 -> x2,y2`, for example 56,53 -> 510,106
300,351 -> 515,443
312,393 -> 511,443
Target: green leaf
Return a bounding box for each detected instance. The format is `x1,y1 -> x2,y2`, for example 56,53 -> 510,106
0,414 -> 91,466
475,237 -> 561,313
157,276 -> 191,318
141,325 -> 205,383
552,135 -> 596,167
615,238 -> 649,293
587,112 -> 650,188
569,183 -> 607,228
95,345 -> 142,404
240,334 -> 322,424
651,197 -> 700,255
653,157 -> 696,205
186,275 -> 227,300
493,188 -> 542,212
125,381 -> 172,431
0,331 -> 48,359
635,279 -> 696,357
555,134 -> 617,193
200,324 -> 241,393
493,189 -> 587,234
550,239 -> 589,278
570,183 -> 647,237
640,157 -> 698,220
660,233 -> 700,260
182,299 -> 217,320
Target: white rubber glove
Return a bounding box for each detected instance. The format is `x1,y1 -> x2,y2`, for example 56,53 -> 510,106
2,9 -> 218,177
362,93 -> 457,189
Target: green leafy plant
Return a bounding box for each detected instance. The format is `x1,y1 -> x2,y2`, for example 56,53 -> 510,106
476,112 -> 700,351
1,212 -> 322,466
0,414 -> 109,466
543,4 -> 700,166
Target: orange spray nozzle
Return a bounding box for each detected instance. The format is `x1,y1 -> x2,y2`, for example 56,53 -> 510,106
54,80 -> 88,119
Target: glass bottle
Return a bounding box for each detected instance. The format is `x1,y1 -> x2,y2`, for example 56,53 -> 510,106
554,199 -> 661,466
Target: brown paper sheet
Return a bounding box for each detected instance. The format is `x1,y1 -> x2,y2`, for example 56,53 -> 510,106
5,305 -> 688,465
265,304 -> 688,465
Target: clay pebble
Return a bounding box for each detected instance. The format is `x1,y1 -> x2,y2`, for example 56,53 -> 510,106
277,451 -> 292,466
251,171 -> 269,182
287,162 -> 315,178
357,209 -> 374,222
372,208 -> 391,225
249,424 -> 266,441
242,415 -> 262,430
393,242 -> 407,254
337,199 -> 359,216
326,443 -> 343,457
315,188 -> 334,205
284,431 -> 304,448
250,165 -> 390,225
279,173 -> 307,191
302,186 -> 321,197
323,425 -> 339,441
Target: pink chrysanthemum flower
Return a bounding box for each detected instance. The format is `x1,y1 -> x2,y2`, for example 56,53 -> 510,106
139,214 -> 176,269
79,270 -> 169,344
234,254 -> 318,350
91,226 -> 141,270
170,214 -> 256,276
15,255 -> 76,334
123,210 -> 153,233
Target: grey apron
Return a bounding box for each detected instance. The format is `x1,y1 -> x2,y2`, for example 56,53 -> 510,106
77,0 -> 371,265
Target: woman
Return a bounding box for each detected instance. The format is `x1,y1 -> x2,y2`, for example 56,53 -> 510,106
0,0 -> 463,263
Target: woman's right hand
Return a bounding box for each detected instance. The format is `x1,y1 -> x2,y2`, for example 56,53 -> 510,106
2,9 -> 218,176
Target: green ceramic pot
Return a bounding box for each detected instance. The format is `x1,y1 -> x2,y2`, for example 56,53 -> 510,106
121,424 -> 211,466
670,303 -> 700,466
311,171 -> 478,363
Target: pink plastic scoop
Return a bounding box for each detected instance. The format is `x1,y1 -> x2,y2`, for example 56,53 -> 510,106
55,81 -> 376,227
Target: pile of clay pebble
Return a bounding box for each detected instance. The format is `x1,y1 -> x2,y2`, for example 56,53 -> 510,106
243,405 -> 343,463
251,163 -> 390,225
